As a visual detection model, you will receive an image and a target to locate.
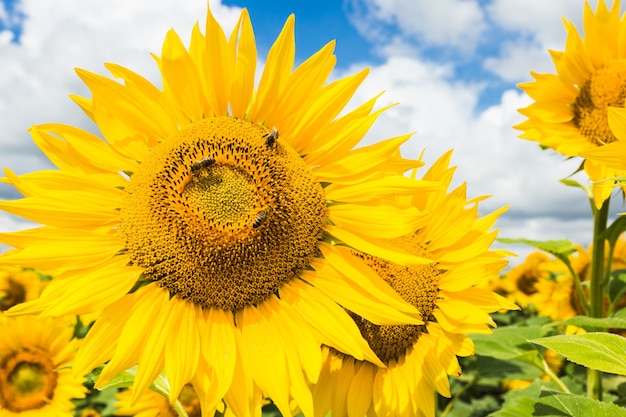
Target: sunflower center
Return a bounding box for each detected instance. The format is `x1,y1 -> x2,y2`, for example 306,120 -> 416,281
0,348 -> 58,412
0,278 -> 26,311
120,117 -> 327,311
573,63 -> 626,146
516,272 -> 539,295
349,237 -> 441,364
183,164 -> 256,227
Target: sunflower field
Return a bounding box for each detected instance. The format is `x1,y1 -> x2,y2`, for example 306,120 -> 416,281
1,1 -> 626,416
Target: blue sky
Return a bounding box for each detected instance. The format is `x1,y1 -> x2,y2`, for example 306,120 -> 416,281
223,1 -> 379,68
0,0 -> 23,42
0,0 -> 619,262
221,0 -> 514,111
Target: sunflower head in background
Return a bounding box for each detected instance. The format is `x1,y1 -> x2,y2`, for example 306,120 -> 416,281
516,0 -> 626,208
0,267 -> 45,318
0,6 -> 446,416
0,315 -> 86,415
310,151 -> 518,417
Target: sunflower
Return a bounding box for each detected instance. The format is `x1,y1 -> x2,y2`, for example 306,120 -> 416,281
0,6 -> 441,417
530,272 -> 578,322
310,151 -> 518,417
530,238 -> 626,321
489,251 -> 552,309
0,315 -> 86,415
516,0 -> 626,208
0,267 -> 44,316
114,384 -> 200,417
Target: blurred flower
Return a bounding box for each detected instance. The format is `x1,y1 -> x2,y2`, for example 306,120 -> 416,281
516,0 -> 626,207
79,410 -> 102,417
490,252 -> 552,308
0,267 -> 44,317
0,315 -> 86,415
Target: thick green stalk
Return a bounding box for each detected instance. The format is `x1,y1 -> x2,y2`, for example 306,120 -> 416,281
587,199 -> 609,400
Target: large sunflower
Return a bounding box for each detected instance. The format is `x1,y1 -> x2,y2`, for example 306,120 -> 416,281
0,6 -> 440,417
0,315 -> 86,415
516,0 -> 626,207
310,151 -> 517,417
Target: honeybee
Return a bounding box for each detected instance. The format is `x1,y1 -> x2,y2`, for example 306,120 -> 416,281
264,127 -> 279,148
191,157 -> 215,172
253,206 -> 274,228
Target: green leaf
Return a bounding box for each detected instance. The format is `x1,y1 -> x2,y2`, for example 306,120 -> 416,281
534,389 -> 626,416
614,308 -> 626,320
469,356 -> 543,381
530,333 -> 626,376
559,178 -> 589,193
93,366 -> 137,390
496,239 -> 577,271
547,315 -> 626,331
94,388 -> 121,415
443,399 -> 475,417
471,326 -> 546,368
488,379 -> 543,417
608,271 -> 626,303
600,215 -> 626,248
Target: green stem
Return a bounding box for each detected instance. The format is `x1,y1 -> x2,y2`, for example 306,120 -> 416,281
542,357 -> 570,394
563,259 -> 590,315
587,199 -> 609,400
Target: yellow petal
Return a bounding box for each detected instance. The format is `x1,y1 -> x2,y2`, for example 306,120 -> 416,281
228,8 -> 256,118
328,203 -> 428,239
325,226 -> 431,266
204,6 -> 230,116
161,29 -> 205,120
237,302 -> 291,417
165,300 -> 201,403
0,232 -> 121,272
248,15 -> 295,122
199,307 -> 237,410
347,362 -> 376,417
280,279 -> 384,366
317,244 -> 422,319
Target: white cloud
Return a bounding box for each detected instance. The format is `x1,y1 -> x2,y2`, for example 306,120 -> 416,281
487,0 -> 587,46
483,42 -> 554,82
0,0 -> 241,176
346,0 -> 487,53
